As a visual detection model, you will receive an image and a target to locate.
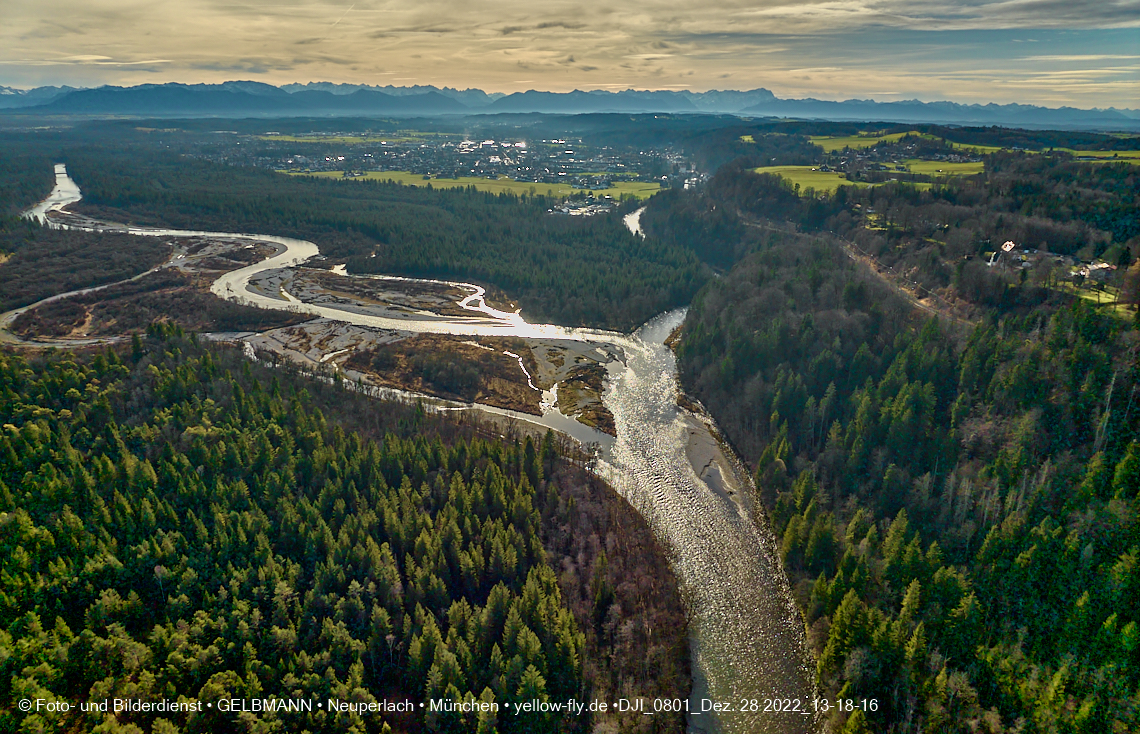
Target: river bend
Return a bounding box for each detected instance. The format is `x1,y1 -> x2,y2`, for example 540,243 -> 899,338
19,166 -> 820,733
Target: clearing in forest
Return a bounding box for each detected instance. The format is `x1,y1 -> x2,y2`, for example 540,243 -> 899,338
751,165 -> 869,195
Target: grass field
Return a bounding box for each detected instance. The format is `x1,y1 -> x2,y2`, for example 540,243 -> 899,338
937,144 -> 1140,158
903,159 -> 985,176
285,170 -> 661,199
1052,281 -> 1134,318
809,132 -> 1138,160
1054,149 -> 1140,164
753,166 -> 940,195
944,141 -> 1006,154
810,131 -> 940,152
752,166 -> 869,194
810,131 -> 1007,155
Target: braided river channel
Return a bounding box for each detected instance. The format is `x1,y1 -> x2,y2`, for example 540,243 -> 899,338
23,165 -> 821,733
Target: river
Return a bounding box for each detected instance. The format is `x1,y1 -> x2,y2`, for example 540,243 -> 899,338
19,167 -> 820,733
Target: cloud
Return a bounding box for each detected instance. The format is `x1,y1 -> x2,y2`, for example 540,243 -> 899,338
536,21 -> 586,30
965,0 -> 1140,28
191,58 -> 297,74
0,56 -> 173,67
329,2 -> 355,29
502,20 -> 586,35
707,0 -> 1140,32
1023,54 -> 1140,61
0,0 -> 1134,108
386,25 -> 457,34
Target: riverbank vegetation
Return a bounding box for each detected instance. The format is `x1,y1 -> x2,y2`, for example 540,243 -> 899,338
59,147 -> 705,331
0,144 -> 174,314
553,363 -> 615,437
346,334 -> 544,416
11,269 -> 313,337
0,328 -> 688,733
0,144 -> 54,221
0,221 -> 171,312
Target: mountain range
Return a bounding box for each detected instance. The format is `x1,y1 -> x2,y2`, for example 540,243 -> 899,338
1,81 -> 1136,130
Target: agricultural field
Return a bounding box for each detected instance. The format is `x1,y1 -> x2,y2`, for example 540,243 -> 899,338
811,131 -> 1007,155
903,159 -> 985,175
288,170 -> 662,199
751,165 -> 869,194
1054,148 -> 1140,163
942,140 -> 1006,154
1050,281 -> 1134,318
809,131 -> 937,152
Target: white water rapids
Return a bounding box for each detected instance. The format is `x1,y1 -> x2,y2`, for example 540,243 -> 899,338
19,166 -> 821,733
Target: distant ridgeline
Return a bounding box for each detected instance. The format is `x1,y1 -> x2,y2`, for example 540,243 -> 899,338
0,329 -> 688,732
1,81 -> 1136,129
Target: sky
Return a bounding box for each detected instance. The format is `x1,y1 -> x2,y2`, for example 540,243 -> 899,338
2,0 -> 1138,108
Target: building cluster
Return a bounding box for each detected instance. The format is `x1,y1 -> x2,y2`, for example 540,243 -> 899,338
825,139 -> 982,183
549,198 -> 616,217
988,242 -> 1119,285
196,132 -> 682,192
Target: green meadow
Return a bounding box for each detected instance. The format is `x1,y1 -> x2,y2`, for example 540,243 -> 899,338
805,131 -> 1138,162
752,166 -> 944,195
811,131 -> 1005,155
285,170 -> 661,199
751,166 -> 869,194
809,131 -> 939,152
903,159 -> 985,175
1054,149 -> 1140,164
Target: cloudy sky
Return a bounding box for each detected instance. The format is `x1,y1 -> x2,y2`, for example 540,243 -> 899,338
2,0 -> 1137,107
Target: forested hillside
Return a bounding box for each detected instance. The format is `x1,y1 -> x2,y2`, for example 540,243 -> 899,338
673,214 -> 1139,730
648,153 -> 1137,317
57,148 -> 707,331
0,328 -> 688,733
